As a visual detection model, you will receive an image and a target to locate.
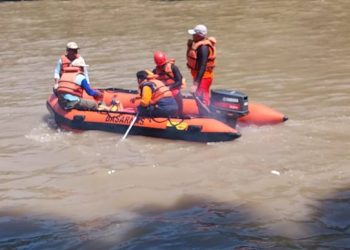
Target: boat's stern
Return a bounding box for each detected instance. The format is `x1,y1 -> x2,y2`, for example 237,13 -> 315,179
209,89 -> 249,128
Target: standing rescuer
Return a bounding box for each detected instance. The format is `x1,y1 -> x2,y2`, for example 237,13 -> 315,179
186,24 -> 216,106
153,51 -> 185,115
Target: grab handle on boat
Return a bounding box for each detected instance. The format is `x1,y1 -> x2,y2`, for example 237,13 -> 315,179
73,115 -> 85,123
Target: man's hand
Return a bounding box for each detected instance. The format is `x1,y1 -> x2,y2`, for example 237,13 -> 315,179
130,96 -> 140,103
94,90 -> 104,101
53,79 -> 59,90
190,85 -> 197,94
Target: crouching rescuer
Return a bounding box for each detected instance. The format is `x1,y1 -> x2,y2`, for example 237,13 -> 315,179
131,70 -> 178,118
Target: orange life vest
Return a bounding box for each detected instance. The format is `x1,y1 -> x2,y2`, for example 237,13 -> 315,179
60,54 -> 81,73
155,59 -> 186,89
186,37 -> 216,78
155,59 -> 175,85
57,67 -> 84,97
140,79 -> 173,105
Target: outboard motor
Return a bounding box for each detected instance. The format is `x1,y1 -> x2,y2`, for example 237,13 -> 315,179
210,89 -> 249,128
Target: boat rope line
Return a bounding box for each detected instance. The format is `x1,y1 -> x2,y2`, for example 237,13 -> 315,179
99,111 -> 186,127
150,116 -> 185,126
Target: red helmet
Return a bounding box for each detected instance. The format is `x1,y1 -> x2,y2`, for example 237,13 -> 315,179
154,51 -> 167,66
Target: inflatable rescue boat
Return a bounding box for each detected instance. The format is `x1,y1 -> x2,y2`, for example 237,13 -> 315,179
46,88 -> 287,142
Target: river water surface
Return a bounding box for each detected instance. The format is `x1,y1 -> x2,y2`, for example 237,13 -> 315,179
0,0 -> 349,249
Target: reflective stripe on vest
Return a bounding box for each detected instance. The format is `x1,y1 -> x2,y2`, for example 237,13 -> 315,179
140,79 -> 173,105
186,37 -> 216,72
57,68 -> 83,97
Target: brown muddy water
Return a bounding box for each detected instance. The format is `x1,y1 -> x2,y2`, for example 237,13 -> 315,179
0,0 -> 349,249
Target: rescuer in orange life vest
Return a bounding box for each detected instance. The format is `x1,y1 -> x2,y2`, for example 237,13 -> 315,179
187,24 -> 216,106
131,70 -> 178,118
53,42 -> 89,90
152,51 -> 185,115
56,57 -> 103,110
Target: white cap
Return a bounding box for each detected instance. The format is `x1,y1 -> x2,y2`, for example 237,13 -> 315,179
71,57 -> 89,67
66,42 -> 79,50
188,24 -> 207,36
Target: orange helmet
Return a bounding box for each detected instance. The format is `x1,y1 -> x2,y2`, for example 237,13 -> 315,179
154,51 -> 167,66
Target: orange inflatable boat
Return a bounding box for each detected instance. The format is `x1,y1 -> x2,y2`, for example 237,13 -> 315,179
46,88 -> 287,142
